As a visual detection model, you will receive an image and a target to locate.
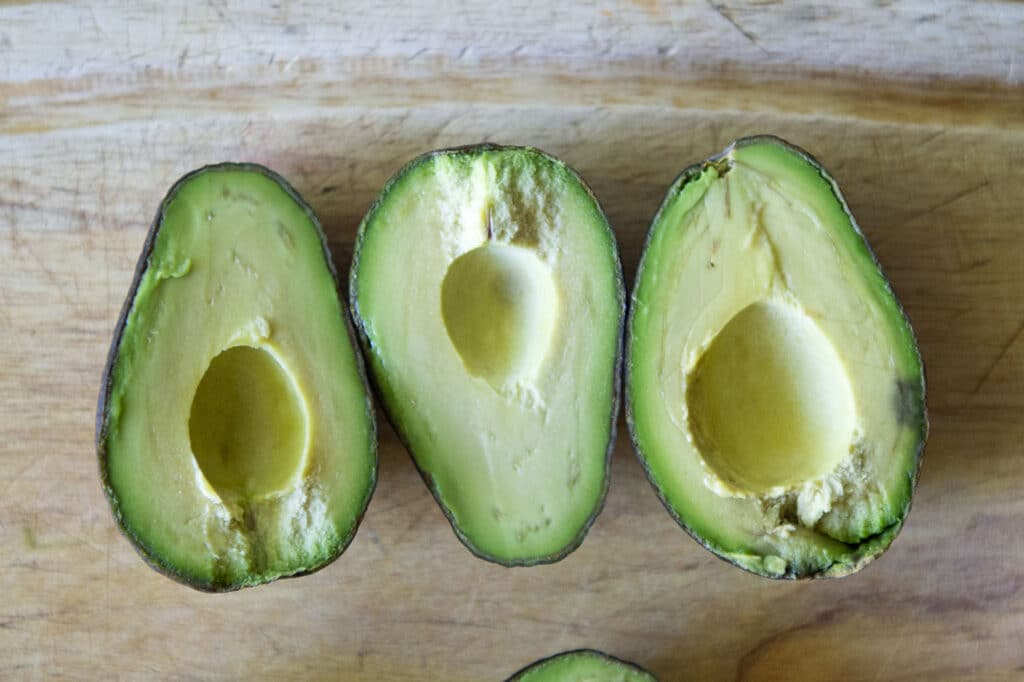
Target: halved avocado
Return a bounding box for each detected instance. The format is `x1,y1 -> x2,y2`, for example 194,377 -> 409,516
506,649 -> 657,682
97,164 -> 377,591
627,136 -> 927,578
350,145 -> 625,565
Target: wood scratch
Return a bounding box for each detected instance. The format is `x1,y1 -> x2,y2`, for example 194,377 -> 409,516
1,458 -> 40,497
207,0 -> 239,31
736,609 -> 843,679
973,318 -> 1024,395
902,180 -> 991,226
85,4 -> 113,44
706,1 -> 768,54
24,244 -> 74,307
917,129 -> 947,148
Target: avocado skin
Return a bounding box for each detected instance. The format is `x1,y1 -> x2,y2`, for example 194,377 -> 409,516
96,163 -> 378,592
350,144 -> 626,567
624,135 -> 928,579
505,648 -> 657,681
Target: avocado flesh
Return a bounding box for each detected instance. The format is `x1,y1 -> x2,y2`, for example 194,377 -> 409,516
628,137 -> 926,578
352,146 -> 624,565
98,165 -> 376,591
507,649 -> 657,682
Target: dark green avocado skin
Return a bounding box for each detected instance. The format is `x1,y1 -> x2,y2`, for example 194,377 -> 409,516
624,135 -> 928,580
96,163 -> 378,593
505,648 -> 658,681
349,144 -> 627,567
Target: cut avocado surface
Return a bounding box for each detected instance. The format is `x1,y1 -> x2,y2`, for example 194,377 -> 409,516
627,136 -> 927,578
97,164 -> 377,591
351,145 -> 625,565
506,649 -> 657,682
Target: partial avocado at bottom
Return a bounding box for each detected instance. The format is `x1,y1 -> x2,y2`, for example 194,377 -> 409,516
507,649 -> 657,682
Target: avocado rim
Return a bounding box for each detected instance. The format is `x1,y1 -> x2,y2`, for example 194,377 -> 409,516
504,648 -> 657,681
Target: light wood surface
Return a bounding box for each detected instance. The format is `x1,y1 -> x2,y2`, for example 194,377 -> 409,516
3,2 -> 1023,680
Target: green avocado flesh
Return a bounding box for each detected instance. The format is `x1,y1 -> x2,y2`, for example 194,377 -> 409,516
508,650 -> 656,682
627,137 -> 926,578
98,165 -> 376,591
351,146 -> 624,565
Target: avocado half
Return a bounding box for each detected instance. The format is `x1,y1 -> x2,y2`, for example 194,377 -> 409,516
350,144 -> 625,566
627,136 -> 927,578
97,164 -> 377,591
506,649 -> 657,682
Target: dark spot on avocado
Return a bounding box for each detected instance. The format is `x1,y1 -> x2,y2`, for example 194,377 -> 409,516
242,506 -> 257,532
276,221 -> 295,252
707,157 -> 733,177
779,497 -> 799,527
895,378 -> 924,427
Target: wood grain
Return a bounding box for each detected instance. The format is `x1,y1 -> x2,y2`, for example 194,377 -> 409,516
2,2 -> 1023,680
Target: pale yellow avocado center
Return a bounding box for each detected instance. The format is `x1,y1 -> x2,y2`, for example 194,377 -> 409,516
686,300 -> 856,498
188,344 -> 309,502
440,242 -> 558,389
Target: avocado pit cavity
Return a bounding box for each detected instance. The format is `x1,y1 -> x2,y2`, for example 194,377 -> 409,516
685,300 -> 857,501
189,344 -> 309,502
440,242 -> 558,390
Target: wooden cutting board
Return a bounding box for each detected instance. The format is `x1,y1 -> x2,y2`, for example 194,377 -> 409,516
3,3 -> 1023,679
